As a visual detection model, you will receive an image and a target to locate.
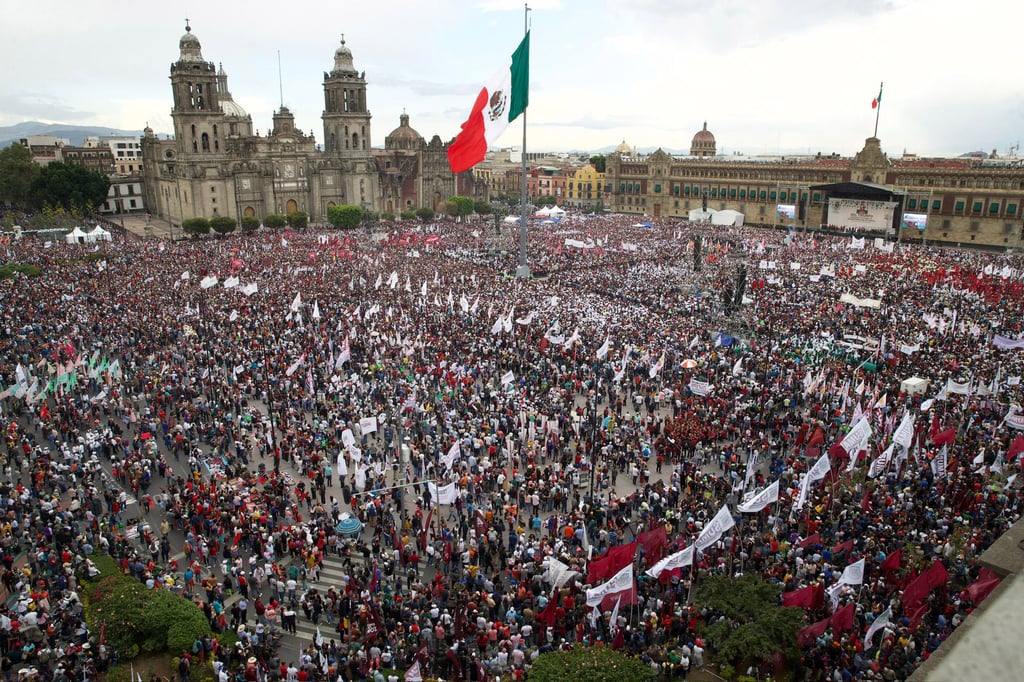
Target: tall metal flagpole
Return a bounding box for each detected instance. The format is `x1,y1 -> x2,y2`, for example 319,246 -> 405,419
515,4 -> 532,279
873,82 -> 883,138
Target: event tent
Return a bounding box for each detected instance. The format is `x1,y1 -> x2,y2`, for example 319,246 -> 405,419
88,225 -> 112,242
711,209 -> 745,226
65,226 -> 88,244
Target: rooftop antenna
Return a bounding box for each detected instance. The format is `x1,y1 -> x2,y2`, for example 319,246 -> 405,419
277,50 -> 284,109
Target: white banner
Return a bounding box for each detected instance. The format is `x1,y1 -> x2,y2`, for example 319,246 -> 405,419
839,558 -> 865,586
892,412 -> 916,450
688,378 -> 711,396
341,428 -> 355,447
646,546 -> 695,578
428,481 -> 458,505
839,293 -> 882,309
695,504 -> 735,553
827,198 -> 896,233
585,563 -> 634,607
358,416 -> 377,434
839,417 -> 872,456
737,480 -> 779,513
993,335 -> 1024,350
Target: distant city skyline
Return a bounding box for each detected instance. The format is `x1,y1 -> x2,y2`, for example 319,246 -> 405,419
1,0 -> 1022,159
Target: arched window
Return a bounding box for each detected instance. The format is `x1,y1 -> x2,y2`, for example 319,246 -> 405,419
191,124 -> 196,138
213,124 -> 218,137
330,133 -> 336,152
201,133 -> 210,152
352,133 -> 359,150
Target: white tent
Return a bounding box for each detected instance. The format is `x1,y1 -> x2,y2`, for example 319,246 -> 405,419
711,209 -> 744,226
900,377 -> 929,396
89,225 -> 112,242
535,206 -> 553,217
65,226 -> 88,244
503,215 -> 522,224
546,205 -> 567,219
688,209 -> 714,222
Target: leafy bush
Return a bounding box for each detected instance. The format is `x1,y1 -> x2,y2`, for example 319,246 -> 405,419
182,217 -> 210,236
263,213 -> 287,229
415,207 -> 435,221
380,212 -> 395,221
527,645 -> 657,682
139,590 -> 210,654
0,263 -> 42,279
210,215 -> 237,235
474,200 -> 492,214
84,572 -> 147,658
447,196 -> 474,216
400,210 -> 416,220
241,215 -> 261,231
286,211 -> 309,228
327,204 -> 362,229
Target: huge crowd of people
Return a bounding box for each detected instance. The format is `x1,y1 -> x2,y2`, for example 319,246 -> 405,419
1,212 -> 1022,682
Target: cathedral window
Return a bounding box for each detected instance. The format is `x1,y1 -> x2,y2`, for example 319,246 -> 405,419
202,133 -> 210,152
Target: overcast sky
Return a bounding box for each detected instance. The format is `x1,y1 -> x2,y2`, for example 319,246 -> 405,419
2,0 -> 1022,157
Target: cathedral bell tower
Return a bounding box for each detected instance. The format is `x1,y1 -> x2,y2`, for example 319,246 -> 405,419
322,35 -> 372,157
169,21 -> 223,155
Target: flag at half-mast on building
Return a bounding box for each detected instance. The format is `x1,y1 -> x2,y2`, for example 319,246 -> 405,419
447,32 -> 530,173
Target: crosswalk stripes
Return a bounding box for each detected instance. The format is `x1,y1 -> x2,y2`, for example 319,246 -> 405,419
276,552 -> 368,655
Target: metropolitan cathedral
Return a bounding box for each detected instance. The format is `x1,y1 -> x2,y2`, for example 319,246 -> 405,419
141,23 -> 477,226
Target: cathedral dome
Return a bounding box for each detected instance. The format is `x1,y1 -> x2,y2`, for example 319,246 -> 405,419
690,121 -> 716,157
178,22 -> 205,63
386,113 -> 423,150
217,63 -> 248,118
615,139 -> 632,154
332,36 -> 357,75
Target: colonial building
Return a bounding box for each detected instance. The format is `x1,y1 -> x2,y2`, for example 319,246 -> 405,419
566,164 -> 606,209
604,123 -> 1024,249
141,23 -> 475,227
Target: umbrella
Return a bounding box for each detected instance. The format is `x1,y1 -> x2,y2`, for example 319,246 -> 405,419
681,359 -> 698,369
336,514 -> 364,537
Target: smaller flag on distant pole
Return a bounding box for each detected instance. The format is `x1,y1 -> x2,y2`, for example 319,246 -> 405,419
872,82 -> 884,137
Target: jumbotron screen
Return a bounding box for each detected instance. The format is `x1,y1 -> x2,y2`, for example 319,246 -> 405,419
902,213 -> 928,230
776,204 -> 796,220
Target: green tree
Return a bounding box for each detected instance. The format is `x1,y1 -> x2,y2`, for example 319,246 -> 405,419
415,207 -> 435,221
400,210 -> 416,220
286,211 -> 309,228
241,215 -> 260,231
29,161 -> 110,212
327,204 -> 363,229
263,213 -> 287,228
589,154 -> 607,173
474,200 -> 492,215
528,645 -> 657,682
182,217 -> 210,236
210,215 -> 237,235
447,195 -> 475,216
535,194 -> 558,207
380,211 -> 395,221
695,574 -> 804,670
0,143 -> 39,208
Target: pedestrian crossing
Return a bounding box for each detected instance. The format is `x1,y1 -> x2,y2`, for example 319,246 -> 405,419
280,552 -> 368,655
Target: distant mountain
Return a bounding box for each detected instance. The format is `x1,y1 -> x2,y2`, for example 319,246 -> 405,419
0,121 -> 145,149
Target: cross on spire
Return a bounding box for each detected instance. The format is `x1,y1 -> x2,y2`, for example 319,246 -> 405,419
185,18 -> 191,32
340,33 -> 345,44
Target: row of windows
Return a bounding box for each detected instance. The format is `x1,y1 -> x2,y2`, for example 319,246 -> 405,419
949,200 -> 1019,215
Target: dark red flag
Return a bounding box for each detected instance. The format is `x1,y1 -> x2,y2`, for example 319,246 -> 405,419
781,584 -> 824,610
908,602 -> 929,632
586,542 -> 637,584
933,428 -> 957,446
1008,435 -> 1024,459
808,426 -> 826,448
636,526 -> 668,568
798,533 -> 822,549
966,574 -> 1001,605
797,618 -> 830,647
832,539 -> 853,556
881,549 -> 901,573
829,603 -> 856,634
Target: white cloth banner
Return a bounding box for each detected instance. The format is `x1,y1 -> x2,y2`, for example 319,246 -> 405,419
688,378 -> 711,396
840,417 -> 872,457
737,480 -> 779,513
428,481 -> 458,505
864,607 -> 893,650
596,337 -> 610,360
839,293 -> 882,309
543,557 -> 579,590
646,545 -> 695,578
341,428 -> 355,448
796,452 -> 831,510
585,563 -> 633,607
501,370 -> 515,386
358,416 -> 377,434
992,335 -> 1024,350
892,412 -> 916,450
200,275 -> 218,289
946,379 -> 972,395
241,282 -> 258,297
839,558 -> 865,586
694,504 -> 735,553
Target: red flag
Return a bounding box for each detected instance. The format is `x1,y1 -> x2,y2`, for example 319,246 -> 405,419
636,526 -> 668,568
933,428 -> 957,446
1008,435 -> 1024,459
881,549 -> 901,573
797,618 -> 830,647
538,595 -> 559,628
832,539 -> 853,556
586,542 -> 637,584
798,533 -> 822,549
781,584 -> 823,610
908,602 -> 929,632
901,560 -> 949,610
860,488 -> 873,513
808,426 -> 825,448
829,603 -> 856,634
795,423 -> 809,446
611,627 -> 625,650
929,413 -> 941,441
966,573 -> 1001,605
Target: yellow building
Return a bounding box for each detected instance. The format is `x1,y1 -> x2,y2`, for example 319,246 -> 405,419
567,164 -> 605,209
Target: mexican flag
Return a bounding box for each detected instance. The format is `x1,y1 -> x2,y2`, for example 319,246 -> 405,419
447,32 -> 530,173
871,85 -> 883,109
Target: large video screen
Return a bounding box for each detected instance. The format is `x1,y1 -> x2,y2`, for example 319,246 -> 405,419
827,198 -> 897,233
902,213 -> 928,230
776,204 -> 796,220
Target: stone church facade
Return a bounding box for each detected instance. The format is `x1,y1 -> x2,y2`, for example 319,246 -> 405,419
141,24 -> 478,227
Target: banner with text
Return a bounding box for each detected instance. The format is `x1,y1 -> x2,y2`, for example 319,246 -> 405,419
827,198 -> 896,233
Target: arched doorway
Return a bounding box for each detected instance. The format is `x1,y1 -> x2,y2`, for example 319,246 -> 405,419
386,200 -> 394,213
243,206 -> 256,218
286,199 -> 298,214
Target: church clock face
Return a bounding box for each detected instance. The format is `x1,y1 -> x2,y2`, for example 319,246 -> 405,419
284,163 -> 295,179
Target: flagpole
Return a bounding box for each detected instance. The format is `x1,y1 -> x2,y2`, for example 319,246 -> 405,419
515,3 -> 532,279
873,81 -> 883,138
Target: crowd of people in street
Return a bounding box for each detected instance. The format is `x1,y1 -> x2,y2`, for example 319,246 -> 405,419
1,212 -> 1022,681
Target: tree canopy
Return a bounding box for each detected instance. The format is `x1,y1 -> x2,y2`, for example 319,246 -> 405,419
210,215 -> 237,235
447,195 -> 475,217
695,574 -> 803,669
263,213 -> 287,229
527,645 -> 657,682
29,161 -> 109,212
327,204 -> 363,229
0,143 -> 39,208
589,154 -> 607,173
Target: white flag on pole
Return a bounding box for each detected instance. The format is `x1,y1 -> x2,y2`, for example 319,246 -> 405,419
596,337 -> 610,360
358,416 -> 377,434
737,480 -> 779,513
695,504 -> 735,553
646,545 -> 695,578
